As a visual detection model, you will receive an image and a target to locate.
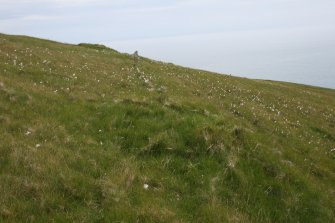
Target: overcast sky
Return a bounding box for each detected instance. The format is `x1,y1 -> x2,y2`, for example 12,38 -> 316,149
1,0 -> 335,89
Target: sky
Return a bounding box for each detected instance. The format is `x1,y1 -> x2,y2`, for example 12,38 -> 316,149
1,0 -> 335,89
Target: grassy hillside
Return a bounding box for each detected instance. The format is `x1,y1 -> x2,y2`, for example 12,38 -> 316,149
0,33 -> 334,223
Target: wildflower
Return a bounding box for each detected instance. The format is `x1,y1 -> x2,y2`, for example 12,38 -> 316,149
143,184 -> 149,190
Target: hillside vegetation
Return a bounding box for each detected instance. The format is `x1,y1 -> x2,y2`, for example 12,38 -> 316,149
0,33 -> 335,222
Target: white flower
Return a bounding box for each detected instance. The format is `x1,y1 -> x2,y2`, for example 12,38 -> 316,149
35,144 -> 41,148
143,184 -> 149,190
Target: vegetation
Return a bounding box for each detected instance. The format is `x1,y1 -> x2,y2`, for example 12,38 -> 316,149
0,33 -> 334,222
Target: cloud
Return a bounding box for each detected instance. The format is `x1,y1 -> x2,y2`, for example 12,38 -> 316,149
0,0 -> 96,4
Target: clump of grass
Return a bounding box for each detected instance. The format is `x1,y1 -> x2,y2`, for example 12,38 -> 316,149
78,43 -> 118,52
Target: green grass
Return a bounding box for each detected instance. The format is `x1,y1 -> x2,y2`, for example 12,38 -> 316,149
0,33 -> 334,222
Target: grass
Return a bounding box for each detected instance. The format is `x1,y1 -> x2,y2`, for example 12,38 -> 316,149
0,33 -> 335,222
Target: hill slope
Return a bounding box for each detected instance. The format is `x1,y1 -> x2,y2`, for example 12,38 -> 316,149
0,33 -> 334,222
